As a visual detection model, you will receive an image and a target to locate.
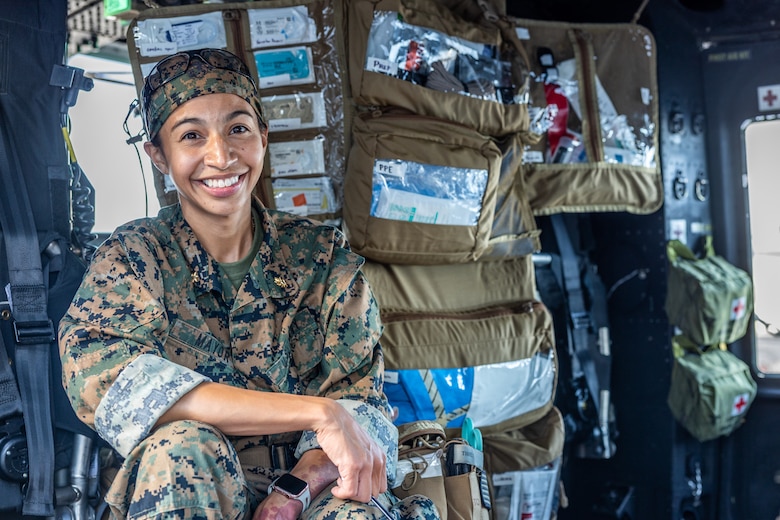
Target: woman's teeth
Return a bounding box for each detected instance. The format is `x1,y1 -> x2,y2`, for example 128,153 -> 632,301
203,175 -> 239,188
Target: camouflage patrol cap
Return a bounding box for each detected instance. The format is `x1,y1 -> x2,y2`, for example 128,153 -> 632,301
141,48 -> 265,141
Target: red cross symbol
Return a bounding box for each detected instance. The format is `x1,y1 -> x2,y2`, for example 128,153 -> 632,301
763,89 -> 778,107
731,296 -> 747,320
733,394 -> 748,415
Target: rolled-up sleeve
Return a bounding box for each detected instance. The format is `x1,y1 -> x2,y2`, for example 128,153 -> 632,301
58,231 -> 208,457
94,354 -> 208,457
295,257 -> 398,482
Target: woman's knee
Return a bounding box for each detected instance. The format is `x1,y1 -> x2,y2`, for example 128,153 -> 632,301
143,420 -> 236,466
110,420 -> 249,519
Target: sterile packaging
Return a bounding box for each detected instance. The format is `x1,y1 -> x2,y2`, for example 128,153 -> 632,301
370,159 -> 488,226
364,11 -> 514,103
268,137 -> 326,177
272,176 -> 337,215
262,91 -> 327,132
134,12 -> 227,58
492,460 -> 560,520
254,46 -> 315,88
248,6 -> 318,49
385,352 -> 555,428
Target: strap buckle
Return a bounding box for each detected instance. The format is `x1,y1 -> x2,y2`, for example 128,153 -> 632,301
13,319 -> 55,345
270,442 -> 297,471
571,311 -> 591,330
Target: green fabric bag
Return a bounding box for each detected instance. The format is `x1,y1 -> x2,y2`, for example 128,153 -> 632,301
665,237 -> 753,345
667,336 -> 757,442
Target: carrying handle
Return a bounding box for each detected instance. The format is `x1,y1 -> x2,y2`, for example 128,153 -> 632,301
631,0 -> 651,24
672,335 -> 727,358
666,236 -> 715,263
474,0 -> 532,81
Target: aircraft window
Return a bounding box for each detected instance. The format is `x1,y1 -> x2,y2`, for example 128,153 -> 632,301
67,50 -> 160,236
744,118 -> 780,375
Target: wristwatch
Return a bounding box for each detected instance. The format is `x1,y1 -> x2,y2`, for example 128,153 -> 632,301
268,473 -> 311,511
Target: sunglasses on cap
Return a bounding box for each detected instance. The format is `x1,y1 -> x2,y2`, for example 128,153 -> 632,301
143,48 -> 256,94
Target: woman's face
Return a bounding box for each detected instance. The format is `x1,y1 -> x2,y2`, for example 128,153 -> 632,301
145,93 -> 267,227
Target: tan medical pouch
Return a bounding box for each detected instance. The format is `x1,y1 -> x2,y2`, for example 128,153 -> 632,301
346,0 -> 530,136
344,113 -> 503,264
507,17 -> 662,214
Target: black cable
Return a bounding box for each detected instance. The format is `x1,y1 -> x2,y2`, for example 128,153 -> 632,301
122,99 -> 150,217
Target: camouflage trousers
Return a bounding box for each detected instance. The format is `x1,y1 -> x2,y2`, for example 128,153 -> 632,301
105,420 -> 441,520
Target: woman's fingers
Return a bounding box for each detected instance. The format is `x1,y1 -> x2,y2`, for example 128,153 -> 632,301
329,442 -> 386,502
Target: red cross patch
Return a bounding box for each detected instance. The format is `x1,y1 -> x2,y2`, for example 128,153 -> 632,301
730,296 -> 747,321
758,84 -> 780,111
731,393 -> 750,416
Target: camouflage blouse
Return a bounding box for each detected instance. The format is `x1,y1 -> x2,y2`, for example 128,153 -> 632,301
59,200 -> 396,473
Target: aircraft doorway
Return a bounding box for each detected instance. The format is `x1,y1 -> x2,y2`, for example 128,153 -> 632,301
744,117 -> 780,375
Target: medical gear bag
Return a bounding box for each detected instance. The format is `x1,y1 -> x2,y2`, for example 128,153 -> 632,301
393,419 -> 494,520
667,336 -> 757,442
363,256 -> 557,437
344,113 -> 540,264
391,411 -> 565,520
346,0 -> 531,137
665,237 -> 754,346
504,14 -> 663,215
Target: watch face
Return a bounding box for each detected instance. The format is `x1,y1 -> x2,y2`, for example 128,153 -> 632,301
275,473 -> 308,496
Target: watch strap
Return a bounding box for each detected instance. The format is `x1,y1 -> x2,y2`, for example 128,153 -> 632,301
268,475 -> 311,511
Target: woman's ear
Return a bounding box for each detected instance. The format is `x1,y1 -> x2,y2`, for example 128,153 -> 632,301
143,141 -> 168,174
261,125 -> 269,148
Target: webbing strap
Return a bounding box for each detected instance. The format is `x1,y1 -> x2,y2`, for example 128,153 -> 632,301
0,108 -> 56,516
550,215 -> 601,416
0,331 -> 23,418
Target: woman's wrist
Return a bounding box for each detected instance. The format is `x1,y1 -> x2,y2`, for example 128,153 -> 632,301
291,449 -> 340,500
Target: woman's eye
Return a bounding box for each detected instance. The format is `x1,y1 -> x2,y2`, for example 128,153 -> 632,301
182,131 -> 199,140
231,125 -> 249,134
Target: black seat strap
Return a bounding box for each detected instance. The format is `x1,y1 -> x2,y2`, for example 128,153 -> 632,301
0,106 -> 56,517
550,214 -> 607,418
0,330 -> 23,419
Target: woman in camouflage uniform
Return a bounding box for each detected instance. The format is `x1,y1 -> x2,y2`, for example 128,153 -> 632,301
58,48 -> 439,520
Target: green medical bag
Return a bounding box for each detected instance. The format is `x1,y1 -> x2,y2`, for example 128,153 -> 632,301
667,336 -> 756,442
665,237 -> 753,346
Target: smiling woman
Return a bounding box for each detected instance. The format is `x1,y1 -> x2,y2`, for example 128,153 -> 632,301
57,47 -> 440,520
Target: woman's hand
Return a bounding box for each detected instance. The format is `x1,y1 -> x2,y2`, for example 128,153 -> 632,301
158,385 -> 388,506
313,401 -> 387,503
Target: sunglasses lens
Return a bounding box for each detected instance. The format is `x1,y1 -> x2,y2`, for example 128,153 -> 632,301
202,49 -> 246,75
149,53 -> 190,90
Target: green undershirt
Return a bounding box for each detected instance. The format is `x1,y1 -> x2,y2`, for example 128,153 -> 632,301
219,209 -> 261,290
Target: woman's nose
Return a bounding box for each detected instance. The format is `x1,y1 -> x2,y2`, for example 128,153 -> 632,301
204,134 -> 236,170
